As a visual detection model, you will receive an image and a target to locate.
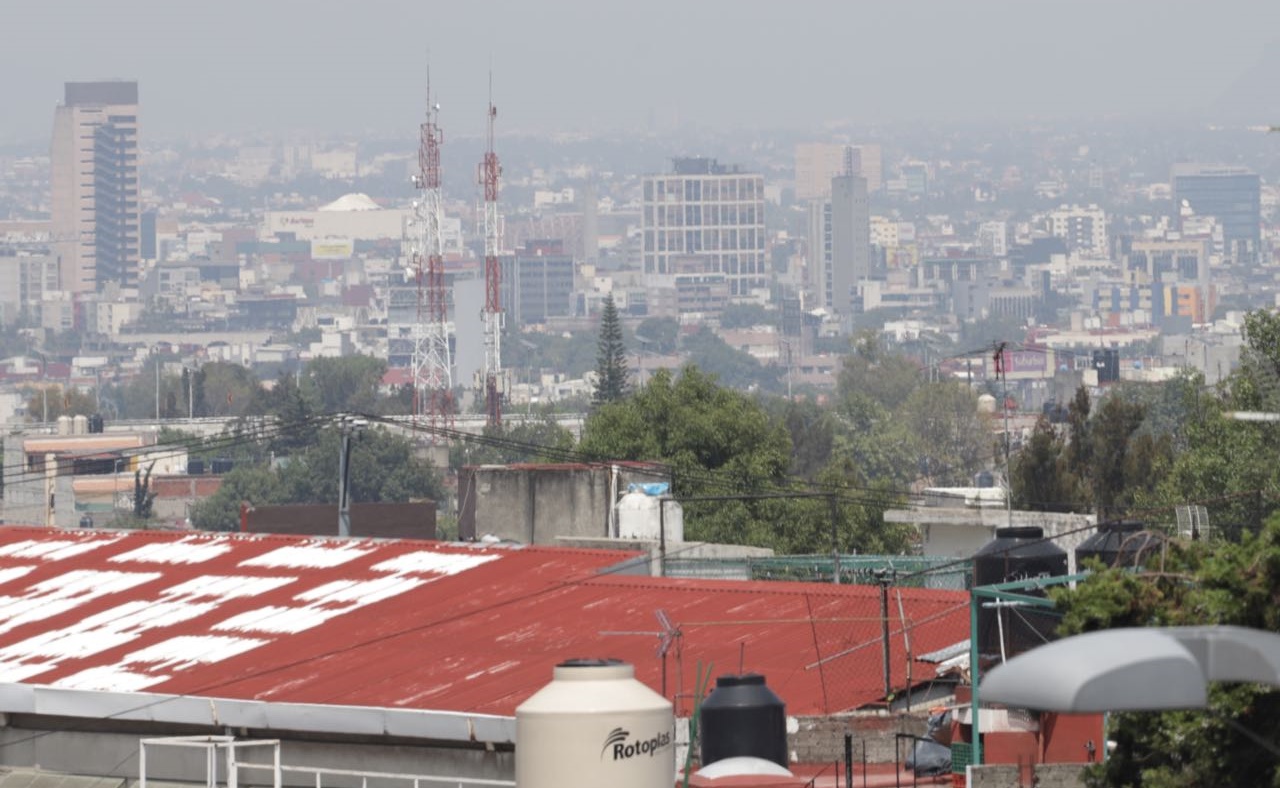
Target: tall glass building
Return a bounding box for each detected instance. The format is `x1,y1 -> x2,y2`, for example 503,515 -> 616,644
1172,164 -> 1260,263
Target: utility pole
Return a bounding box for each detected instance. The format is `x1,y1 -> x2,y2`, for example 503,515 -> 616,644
154,352 -> 160,420
995,341 -> 1013,527
337,416 -> 367,537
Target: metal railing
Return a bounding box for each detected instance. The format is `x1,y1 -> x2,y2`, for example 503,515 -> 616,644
138,735 -> 515,788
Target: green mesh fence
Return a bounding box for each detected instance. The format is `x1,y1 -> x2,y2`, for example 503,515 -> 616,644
663,554 -> 970,590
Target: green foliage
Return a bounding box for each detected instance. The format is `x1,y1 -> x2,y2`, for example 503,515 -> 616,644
24,385 -> 97,422
1011,418 -> 1086,512
190,426 -> 443,531
635,316 -> 679,354
580,366 -> 789,546
302,355 -> 386,414
133,463 -> 157,519
719,303 -> 775,330
900,381 -> 993,485
1053,516 -> 1280,786
593,295 -> 629,405
449,416 -> 576,468
682,326 -> 777,392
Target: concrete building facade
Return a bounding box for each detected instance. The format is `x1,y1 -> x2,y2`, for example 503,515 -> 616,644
51,81 -> 140,293
642,158 -> 765,299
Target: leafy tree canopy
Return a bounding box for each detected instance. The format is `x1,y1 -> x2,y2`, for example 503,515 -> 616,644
1053,516 -> 1280,787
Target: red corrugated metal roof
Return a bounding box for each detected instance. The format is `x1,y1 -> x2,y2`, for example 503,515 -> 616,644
0,527 -> 967,717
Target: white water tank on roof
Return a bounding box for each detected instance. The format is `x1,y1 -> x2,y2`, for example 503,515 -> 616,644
516,659 -> 675,788
617,488 -> 683,542
56,415 -> 72,435
73,414 -> 88,435
977,393 -> 997,414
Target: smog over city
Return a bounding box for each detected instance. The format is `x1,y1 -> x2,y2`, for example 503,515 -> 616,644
5,3 -> 1280,783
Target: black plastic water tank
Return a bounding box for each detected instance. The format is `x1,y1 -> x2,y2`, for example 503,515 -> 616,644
699,673 -> 787,768
1076,521 -> 1162,570
973,526 -> 1069,658
210,458 -> 233,474
187,458 -> 205,475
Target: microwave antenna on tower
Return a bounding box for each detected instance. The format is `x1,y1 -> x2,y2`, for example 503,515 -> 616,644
479,73 -> 504,426
410,67 -> 453,438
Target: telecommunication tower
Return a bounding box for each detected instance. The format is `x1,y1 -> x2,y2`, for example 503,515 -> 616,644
410,73 -> 453,437
479,83 -> 504,426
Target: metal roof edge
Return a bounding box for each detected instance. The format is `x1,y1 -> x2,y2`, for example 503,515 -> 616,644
0,685 -> 516,745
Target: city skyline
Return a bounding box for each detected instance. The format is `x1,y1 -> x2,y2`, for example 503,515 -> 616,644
3,1 -> 1280,144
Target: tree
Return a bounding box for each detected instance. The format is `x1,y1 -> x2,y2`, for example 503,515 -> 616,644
580,366 -> 828,551
448,415 -> 576,469
303,355 -> 387,414
190,425 -> 444,531
900,381 -> 993,486
635,316 -> 679,354
593,294 -> 629,404
683,326 -> 778,392
1052,515 -> 1280,786
24,385 -> 97,422
1011,418 -> 1085,513
133,462 -> 157,519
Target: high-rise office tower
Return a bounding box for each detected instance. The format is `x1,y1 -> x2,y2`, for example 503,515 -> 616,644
807,171 -> 869,319
795,142 -> 883,200
641,157 -> 766,298
829,173 -> 870,316
51,81 -> 140,294
1171,164 -> 1260,263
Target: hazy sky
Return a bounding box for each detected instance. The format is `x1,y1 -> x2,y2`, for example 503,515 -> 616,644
3,0 -> 1278,144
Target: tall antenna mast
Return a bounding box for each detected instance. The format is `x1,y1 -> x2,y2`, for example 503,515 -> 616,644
480,73 -> 504,426
410,67 -> 454,439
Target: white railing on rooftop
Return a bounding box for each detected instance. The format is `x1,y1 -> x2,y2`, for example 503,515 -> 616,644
138,735 -> 515,788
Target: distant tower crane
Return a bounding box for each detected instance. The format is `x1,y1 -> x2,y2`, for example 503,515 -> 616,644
410,72 -> 454,438
479,82 -> 504,426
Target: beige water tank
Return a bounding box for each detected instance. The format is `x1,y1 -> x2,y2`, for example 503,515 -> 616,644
977,393 -> 997,414
516,659 -> 674,788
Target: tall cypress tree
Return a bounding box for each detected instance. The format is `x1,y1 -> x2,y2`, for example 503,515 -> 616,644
593,294 -> 629,405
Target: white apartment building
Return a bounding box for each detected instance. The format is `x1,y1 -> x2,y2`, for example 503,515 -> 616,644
642,158 -> 766,299
1048,204 -> 1107,257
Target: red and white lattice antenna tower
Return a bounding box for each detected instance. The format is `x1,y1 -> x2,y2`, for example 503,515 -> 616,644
410,68 -> 453,440
479,75 -> 504,426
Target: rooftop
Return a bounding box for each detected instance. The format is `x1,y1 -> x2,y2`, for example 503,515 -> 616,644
0,527 -> 968,719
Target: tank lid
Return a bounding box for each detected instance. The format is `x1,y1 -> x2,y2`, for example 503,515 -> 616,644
714,673 -> 767,688
556,657 -> 626,669
994,526 -> 1044,539
551,658 -> 635,681
1097,520 -> 1144,533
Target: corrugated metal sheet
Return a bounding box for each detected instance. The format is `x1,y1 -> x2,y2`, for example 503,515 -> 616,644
0,527 -> 968,718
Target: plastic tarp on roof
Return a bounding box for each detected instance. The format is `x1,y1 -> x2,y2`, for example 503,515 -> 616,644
981,626 -> 1280,712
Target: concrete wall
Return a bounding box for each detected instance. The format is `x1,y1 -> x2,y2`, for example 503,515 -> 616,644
458,464 -> 667,544
787,712 -> 929,765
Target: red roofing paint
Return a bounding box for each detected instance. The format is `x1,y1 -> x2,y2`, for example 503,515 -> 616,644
0,527 -> 968,716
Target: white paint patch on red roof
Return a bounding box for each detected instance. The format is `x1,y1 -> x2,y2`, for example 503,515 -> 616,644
239,542 -> 375,569
109,535 -> 235,565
